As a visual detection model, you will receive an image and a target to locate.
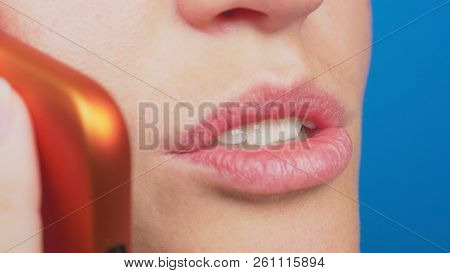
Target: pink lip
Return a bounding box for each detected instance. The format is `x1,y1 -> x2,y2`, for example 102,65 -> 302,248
170,83 -> 353,194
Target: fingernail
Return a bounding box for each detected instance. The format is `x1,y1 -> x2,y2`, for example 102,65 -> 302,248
0,77 -> 14,140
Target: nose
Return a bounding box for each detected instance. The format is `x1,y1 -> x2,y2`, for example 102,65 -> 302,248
177,0 -> 324,32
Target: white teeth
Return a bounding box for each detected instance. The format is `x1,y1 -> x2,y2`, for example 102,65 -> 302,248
218,118 -> 306,146
218,128 -> 247,145
277,118 -> 302,141
246,120 -> 279,146
302,120 -> 316,129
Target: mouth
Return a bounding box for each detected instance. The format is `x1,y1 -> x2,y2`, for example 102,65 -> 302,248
169,83 -> 353,194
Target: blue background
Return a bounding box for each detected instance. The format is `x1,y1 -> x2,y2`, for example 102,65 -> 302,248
360,0 -> 450,252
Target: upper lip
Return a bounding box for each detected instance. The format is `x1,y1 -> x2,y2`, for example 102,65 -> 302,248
170,82 -> 353,194
171,82 -> 346,153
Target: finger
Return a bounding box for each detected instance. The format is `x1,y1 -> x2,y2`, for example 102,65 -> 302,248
0,78 -> 42,252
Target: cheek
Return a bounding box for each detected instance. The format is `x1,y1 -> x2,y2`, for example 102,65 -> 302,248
0,5 -> 45,44
300,1 -> 371,120
0,4 -> 17,29
310,1 -> 371,64
323,1 -> 371,99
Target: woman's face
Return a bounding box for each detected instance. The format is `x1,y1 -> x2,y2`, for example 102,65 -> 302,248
1,0 -> 371,252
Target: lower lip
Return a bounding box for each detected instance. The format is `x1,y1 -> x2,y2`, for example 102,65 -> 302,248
179,128 -> 352,194
171,84 -> 353,194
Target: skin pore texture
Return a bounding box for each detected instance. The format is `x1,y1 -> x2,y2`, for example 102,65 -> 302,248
0,0 -> 371,252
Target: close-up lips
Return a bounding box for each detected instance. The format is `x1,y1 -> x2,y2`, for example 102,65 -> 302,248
170,83 -> 353,195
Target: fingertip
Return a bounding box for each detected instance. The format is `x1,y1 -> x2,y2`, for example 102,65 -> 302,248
0,77 -> 42,252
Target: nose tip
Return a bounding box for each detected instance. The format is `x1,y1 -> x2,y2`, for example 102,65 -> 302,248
177,0 -> 324,32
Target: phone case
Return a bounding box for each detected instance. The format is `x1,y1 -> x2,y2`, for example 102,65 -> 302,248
0,31 -> 131,252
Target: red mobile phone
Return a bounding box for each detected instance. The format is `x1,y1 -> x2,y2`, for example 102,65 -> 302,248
0,31 -> 131,252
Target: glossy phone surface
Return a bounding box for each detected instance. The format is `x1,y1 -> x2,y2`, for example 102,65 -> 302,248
0,31 -> 131,252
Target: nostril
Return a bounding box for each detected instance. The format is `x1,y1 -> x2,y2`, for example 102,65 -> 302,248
177,0 -> 324,33
218,8 -> 267,22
